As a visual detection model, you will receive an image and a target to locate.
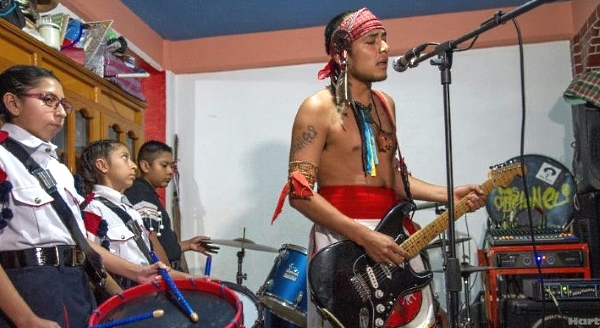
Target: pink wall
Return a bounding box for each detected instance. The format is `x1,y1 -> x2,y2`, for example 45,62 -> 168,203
573,0 -> 600,31
54,0 -> 593,146
60,0 -> 574,74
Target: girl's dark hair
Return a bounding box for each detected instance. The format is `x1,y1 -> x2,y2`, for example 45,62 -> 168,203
324,9 -> 356,56
78,139 -> 123,192
137,140 -> 172,166
0,65 -> 59,122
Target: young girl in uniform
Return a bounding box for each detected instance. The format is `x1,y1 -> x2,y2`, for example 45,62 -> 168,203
79,139 -> 192,289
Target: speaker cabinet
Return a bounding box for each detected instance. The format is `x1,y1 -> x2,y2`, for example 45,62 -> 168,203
571,104 -> 600,194
501,298 -> 600,328
574,191 -> 600,278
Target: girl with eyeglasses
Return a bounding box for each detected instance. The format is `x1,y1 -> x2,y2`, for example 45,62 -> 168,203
0,65 -> 168,328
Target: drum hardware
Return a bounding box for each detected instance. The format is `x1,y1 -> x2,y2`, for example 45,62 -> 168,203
434,264 -> 497,328
236,248 -> 247,285
425,237 -> 472,250
425,231 -> 472,250
209,228 -> 278,285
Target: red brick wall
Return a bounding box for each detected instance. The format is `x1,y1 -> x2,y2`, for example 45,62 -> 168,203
571,4 -> 600,76
135,59 -> 167,201
139,63 -> 166,143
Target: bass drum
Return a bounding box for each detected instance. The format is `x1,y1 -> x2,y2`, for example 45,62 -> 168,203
88,278 -> 242,327
486,154 -> 575,229
220,281 -> 264,328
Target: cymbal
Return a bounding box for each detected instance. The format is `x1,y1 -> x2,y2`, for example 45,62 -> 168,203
433,264 -> 497,273
424,237 -> 472,250
208,238 -> 279,253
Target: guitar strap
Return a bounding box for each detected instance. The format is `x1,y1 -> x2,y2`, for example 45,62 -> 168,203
0,137 -> 107,286
372,90 -> 414,205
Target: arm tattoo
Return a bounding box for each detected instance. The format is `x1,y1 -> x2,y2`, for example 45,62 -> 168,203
291,125 -> 317,157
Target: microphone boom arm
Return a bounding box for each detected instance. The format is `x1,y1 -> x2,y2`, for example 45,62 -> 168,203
398,0 -> 555,70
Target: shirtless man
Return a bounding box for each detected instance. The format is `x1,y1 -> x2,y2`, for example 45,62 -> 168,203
272,8 -> 486,328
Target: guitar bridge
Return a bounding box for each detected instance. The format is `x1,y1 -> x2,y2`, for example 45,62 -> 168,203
350,275 -> 371,302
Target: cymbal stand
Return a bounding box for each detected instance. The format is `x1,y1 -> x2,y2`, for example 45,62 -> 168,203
236,227 -> 248,285
459,265 -> 474,328
236,248 -> 247,285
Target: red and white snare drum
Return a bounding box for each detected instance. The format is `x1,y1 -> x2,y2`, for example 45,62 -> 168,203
88,279 -> 243,327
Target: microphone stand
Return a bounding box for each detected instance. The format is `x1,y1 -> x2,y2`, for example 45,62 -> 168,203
397,1 -> 555,326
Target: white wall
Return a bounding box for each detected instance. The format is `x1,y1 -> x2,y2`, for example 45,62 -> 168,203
168,40 -> 574,311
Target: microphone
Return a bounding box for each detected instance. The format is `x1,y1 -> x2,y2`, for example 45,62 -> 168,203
392,43 -> 429,72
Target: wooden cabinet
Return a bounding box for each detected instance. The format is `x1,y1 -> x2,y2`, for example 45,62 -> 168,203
0,19 -> 146,171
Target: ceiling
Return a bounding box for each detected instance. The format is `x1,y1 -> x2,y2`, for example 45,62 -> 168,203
117,0 -> 560,41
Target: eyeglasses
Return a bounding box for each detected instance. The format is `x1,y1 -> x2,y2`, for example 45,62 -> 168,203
20,93 -> 73,114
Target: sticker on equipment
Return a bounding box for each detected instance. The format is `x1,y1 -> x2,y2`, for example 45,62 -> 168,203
535,162 -> 561,185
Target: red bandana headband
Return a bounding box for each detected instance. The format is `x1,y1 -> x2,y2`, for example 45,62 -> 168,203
318,8 -> 384,80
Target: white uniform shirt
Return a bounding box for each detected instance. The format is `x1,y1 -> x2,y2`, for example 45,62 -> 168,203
0,123 -> 82,251
83,185 -> 151,265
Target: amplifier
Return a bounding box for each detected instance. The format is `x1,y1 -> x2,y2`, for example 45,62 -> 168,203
501,298 -> 600,328
523,278 -> 600,301
493,249 -> 584,268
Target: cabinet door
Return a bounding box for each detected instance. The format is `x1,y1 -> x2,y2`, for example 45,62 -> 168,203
102,111 -> 143,160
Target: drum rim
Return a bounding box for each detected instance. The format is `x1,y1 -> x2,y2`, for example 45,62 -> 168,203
279,244 -> 307,254
258,292 -> 307,327
88,278 -> 242,326
219,280 -> 264,326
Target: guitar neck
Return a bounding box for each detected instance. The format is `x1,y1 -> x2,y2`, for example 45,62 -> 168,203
400,178 -> 497,258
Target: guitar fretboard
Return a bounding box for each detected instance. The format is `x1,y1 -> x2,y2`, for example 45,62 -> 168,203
401,163 -> 524,258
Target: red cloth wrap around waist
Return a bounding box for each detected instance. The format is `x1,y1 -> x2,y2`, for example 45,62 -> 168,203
318,186 -> 399,219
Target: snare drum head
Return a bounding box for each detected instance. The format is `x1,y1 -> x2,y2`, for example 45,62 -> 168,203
88,279 -> 242,328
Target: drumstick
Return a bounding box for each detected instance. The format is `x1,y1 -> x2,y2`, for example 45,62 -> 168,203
87,309 -> 164,328
149,251 -> 199,322
204,256 -> 212,276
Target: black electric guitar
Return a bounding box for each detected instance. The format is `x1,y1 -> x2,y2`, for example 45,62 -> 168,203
308,161 -> 525,328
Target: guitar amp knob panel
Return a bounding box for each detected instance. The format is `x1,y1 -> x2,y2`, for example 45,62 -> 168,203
493,250 -> 584,268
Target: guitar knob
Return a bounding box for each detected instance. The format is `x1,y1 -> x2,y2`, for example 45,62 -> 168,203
374,289 -> 384,299
376,303 -> 385,313
375,318 -> 385,327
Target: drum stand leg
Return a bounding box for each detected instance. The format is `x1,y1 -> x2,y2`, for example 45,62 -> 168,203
460,270 -> 474,328
236,248 -> 248,285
